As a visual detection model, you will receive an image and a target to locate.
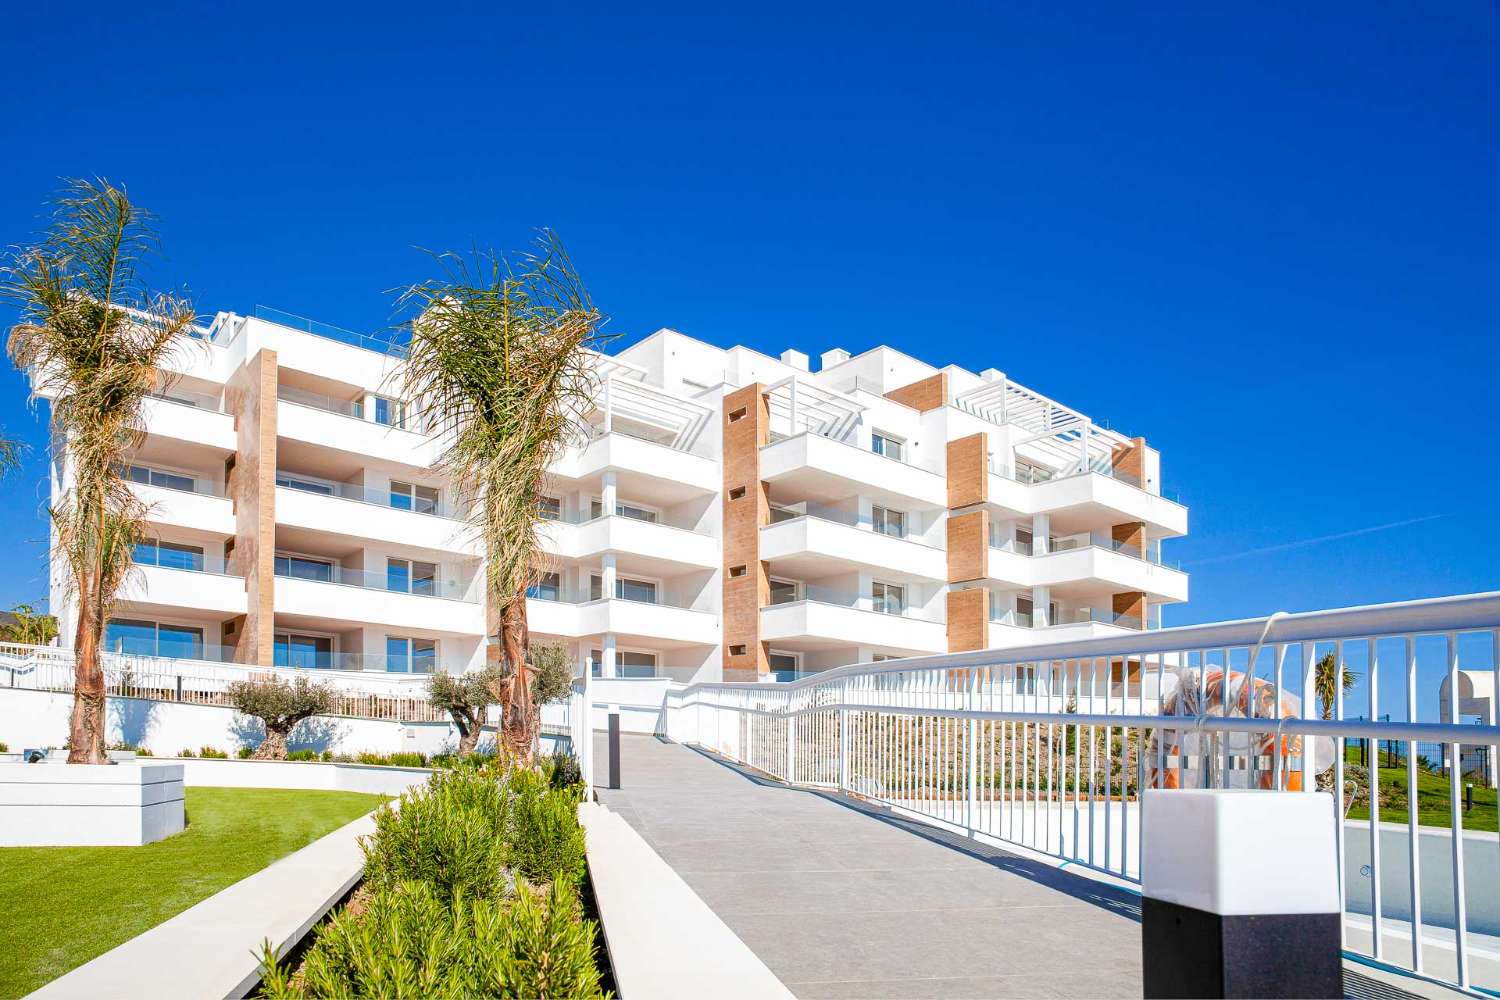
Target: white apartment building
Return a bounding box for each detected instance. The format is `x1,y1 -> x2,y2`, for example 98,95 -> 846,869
42,306 -> 1187,686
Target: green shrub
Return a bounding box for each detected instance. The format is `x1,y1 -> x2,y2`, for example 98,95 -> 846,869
286,749 -> 319,762
387,751 -> 427,768
0,741 -> 8,753
543,753 -> 582,792
178,748 -> 196,758
357,751 -> 386,766
362,771 -> 513,900
320,750 -> 335,762
258,878 -> 603,999
199,746 -> 228,759
237,746 -> 254,759
508,779 -> 586,889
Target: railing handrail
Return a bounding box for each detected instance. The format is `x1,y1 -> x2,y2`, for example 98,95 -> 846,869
682,590 -> 1500,693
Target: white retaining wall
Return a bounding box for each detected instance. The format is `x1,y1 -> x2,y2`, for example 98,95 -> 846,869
172,756 -> 430,795
0,688 -> 469,758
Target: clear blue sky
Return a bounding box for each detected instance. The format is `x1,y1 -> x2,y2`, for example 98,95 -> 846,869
0,2 -> 1495,648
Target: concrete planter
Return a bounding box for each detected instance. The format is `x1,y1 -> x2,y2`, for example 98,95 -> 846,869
0,761 -> 185,846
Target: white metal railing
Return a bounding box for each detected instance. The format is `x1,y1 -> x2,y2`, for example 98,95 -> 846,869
629,591 -> 1500,996
0,644 -> 447,723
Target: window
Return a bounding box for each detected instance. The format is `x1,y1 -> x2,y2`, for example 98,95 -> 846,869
1015,596 -> 1056,628
276,473 -> 335,496
871,432 -> 904,463
388,558 -> 438,596
728,407 -> 747,422
274,553 -> 334,582
527,571 -> 561,601
591,574 -> 657,604
871,653 -> 895,662
133,540 -> 205,571
728,644 -> 747,657
768,651 -> 799,681
274,633 -> 333,669
105,619 -> 205,660
728,486 -> 747,501
391,481 -> 439,514
1016,460 -> 1053,485
768,578 -> 799,605
123,464 -> 197,493
590,498 -> 658,523
590,648 -> 656,678
871,581 -> 906,615
871,505 -> 906,539
729,565 -> 747,579
386,636 -> 437,673
1015,527 -> 1034,556
373,395 -> 406,429
537,496 -> 562,522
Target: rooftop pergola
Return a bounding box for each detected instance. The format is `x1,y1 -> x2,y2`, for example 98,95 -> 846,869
763,376 -> 864,443
953,375 -> 1130,475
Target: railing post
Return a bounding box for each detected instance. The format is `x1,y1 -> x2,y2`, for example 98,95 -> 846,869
786,711 -> 797,783
966,669 -> 978,833
838,679 -> 850,792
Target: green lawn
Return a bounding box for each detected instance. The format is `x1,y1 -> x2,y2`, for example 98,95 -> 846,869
1341,746 -> 1497,832
0,786 -> 386,997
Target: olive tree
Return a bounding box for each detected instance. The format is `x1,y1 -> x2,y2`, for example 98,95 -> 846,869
228,675 -> 334,760
428,663 -> 504,757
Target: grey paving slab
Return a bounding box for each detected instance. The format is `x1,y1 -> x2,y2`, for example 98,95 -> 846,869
593,734 -> 1143,999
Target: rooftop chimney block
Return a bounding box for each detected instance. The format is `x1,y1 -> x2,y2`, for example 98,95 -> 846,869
821,348 -> 851,370
780,349 -> 810,372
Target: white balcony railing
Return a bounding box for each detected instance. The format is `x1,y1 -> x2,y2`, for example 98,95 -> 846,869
577,591 -> 1500,997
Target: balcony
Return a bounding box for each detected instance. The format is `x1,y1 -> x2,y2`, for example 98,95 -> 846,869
272,565 -> 484,634
141,394 -> 235,452
274,478 -> 478,556
538,513 -> 718,572
277,387 -> 440,470
552,428 -> 719,495
986,459 -> 1187,536
759,506 -> 945,580
121,469 -> 234,535
124,547 -> 246,616
759,432 -> 945,507
525,594 -> 718,646
985,531 -> 1189,603
760,588 -> 945,654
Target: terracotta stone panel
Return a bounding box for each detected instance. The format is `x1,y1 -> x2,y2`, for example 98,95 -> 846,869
1113,590 -> 1146,630
947,587 -> 989,652
225,349 -> 278,666
884,373 -> 947,412
946,510 -> 989,583
946,434 -> 987,508
1111,521 -> 1145,555
722,383 -> 770,679
1111,436 -> 1147,484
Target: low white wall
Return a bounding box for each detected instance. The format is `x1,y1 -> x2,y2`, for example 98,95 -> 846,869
172,757 -> 429,796
0,688 -> 468,758
0,761 -> 186,847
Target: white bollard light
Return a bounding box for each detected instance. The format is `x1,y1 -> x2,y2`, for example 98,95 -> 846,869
1141,789 -> 1342,999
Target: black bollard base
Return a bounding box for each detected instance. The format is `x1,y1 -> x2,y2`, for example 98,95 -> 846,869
1142,897 -> 1342,999
608,711 -> 621,789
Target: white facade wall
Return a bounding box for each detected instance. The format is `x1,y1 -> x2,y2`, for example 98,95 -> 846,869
42,309 -> 1189,688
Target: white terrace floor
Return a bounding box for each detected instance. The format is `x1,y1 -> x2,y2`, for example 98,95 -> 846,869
593,733 -> 1143,999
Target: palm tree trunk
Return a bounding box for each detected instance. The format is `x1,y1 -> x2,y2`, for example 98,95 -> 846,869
500,594 -> 533,760
68,573 -> 109,764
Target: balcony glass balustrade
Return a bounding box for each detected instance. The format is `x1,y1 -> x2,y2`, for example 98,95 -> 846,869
989,605 -> 1144,630
131,541 -> 232,575
276,472 -> 457,519
273,558 -> 474,602
118,464 -> 223,498
989,528 -> 1179,569
765,582 -> 940,622
148,387 -> 224,412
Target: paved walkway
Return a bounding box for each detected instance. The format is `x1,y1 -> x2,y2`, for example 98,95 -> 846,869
593,734 -> 1143,999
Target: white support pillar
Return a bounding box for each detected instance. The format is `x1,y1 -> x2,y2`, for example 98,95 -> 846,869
602,551 -> 617,602
601,469 -> 618,519
601,632 -> 618,679
1031,513 -> 1050,555
1032,585 -> 1051,628
602,377 -> 613,434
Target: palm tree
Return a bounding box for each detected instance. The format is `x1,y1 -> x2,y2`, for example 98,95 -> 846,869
399,232 -> 606,757
3,179 -> 196,763
1315,649 -> 1357,720
0,602 -> 59,645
